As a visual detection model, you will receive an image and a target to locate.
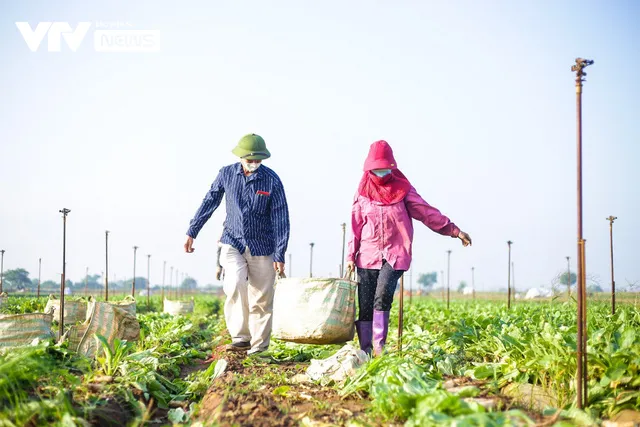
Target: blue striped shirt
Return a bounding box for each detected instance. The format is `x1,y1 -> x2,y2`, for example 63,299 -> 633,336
187,163 -> 290,263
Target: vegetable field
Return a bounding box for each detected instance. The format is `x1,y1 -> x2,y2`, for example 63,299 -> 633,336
1,295 -> 639,426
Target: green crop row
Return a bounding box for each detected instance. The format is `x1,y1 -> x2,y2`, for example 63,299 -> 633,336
1,295 -> 638,426
0,296 -> 224,426
341,299 -> 640,425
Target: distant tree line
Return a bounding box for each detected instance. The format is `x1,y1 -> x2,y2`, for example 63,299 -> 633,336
416,271 -> 468,294
0,267 -> 199,293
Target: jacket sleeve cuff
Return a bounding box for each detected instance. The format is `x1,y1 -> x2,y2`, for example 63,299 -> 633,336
450,226 -> 461,238
274,253 -> 285,263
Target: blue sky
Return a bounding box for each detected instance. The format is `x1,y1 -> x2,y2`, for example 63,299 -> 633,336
1,0 -> 638,292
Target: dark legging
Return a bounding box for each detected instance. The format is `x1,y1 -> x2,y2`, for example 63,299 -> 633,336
357,260 -> 405,321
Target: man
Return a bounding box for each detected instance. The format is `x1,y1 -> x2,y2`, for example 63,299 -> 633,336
184,134 -> 290,355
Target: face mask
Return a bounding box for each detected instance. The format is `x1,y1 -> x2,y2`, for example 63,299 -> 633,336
372,169 -> 391,178
242,160 -> 261,173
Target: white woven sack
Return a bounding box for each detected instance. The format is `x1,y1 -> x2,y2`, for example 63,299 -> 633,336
272,277 -> 356,345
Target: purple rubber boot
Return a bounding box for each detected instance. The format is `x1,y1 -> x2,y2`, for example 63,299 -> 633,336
355,320 -> 373,355
372,310 -> 390,356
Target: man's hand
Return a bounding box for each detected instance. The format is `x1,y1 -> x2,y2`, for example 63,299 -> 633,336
184,236 -> 195,253
274,262 -> 285,276
458,231 -> 472,247
215,266 -> 223,281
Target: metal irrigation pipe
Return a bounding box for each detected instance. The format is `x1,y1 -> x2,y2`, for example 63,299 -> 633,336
105,231 -> 110,301
398,273 -> 404,353
607,216 -> 617,315
147,254 -> 151,309
507,241 -> 513,309
572,56 -> 593,409
446,250 -> 452,310
58,208 -> 71,340
340,223 -> 346,278
309,243 -> 315,278
132,246 -> 139,297
37,257 -> 42,298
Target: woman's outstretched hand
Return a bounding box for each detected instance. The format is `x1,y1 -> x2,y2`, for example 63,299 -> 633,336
458,231 -> 472,247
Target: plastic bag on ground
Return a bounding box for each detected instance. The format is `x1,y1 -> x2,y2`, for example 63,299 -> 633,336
306,344 -> 369,384
163,298 -> 195,315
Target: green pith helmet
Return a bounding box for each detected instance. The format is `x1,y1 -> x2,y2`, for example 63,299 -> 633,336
231,134 -> 271,160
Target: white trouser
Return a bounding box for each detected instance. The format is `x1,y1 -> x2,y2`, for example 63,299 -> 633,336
220,244 -> 276,354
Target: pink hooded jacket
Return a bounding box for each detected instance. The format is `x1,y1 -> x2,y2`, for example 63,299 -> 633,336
346,189 -> 460,271
347,140 -> 460,271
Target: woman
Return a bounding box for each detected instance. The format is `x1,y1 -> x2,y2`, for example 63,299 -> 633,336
346,140 -> 472,356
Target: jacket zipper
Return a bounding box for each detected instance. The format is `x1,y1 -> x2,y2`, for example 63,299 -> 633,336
380,205 -> 384,262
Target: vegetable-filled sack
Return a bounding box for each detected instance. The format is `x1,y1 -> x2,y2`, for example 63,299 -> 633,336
0,312 -> 54,348
65,300 -> 140,358
272,277 -> 356,345
85,295 -> 136,320
44,294 -> 87,325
